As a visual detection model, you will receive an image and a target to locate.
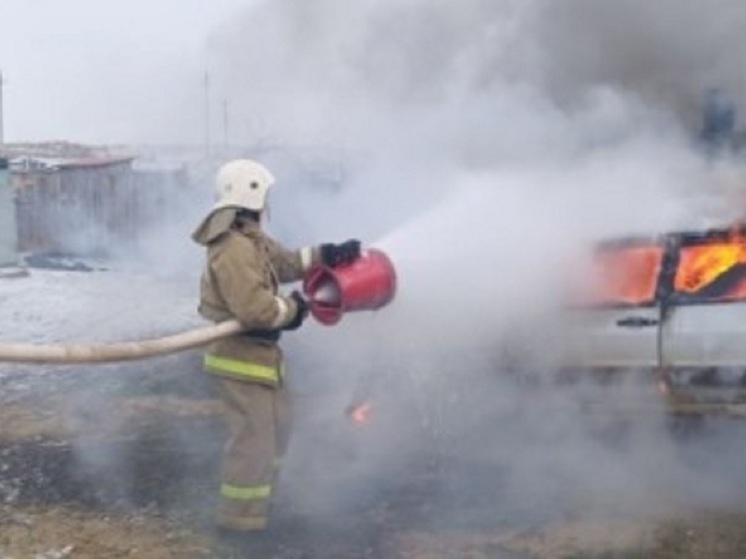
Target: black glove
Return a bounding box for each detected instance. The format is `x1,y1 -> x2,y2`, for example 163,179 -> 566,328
245,329 -> 282,342
320,239 -> 361,268
283,290 -> 309,330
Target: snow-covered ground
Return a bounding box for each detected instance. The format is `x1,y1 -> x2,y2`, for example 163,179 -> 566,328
0,265 -> 201,346
0,259 -> 206,394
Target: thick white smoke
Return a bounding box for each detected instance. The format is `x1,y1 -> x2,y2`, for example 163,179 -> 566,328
208,0 -> 745,145
202,0 -> 746,523
204,0 -> 746,349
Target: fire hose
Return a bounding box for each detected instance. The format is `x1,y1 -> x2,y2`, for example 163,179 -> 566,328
0,319 -> 244,364
0,249 -> 397,365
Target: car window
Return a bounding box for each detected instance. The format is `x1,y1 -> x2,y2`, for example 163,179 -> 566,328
673,237 -> 746,303
573,241 -> 664,307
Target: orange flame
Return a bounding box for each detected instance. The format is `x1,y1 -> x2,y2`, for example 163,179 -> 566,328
346,401 -> 373,424
581,231 -> 746,306
584,244 -> 663,305
656,375 -> 672,397
599,246 -> 662,303
675,236 -> 746,298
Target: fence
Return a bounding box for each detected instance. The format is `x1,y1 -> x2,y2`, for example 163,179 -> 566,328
12,158 -> 189,256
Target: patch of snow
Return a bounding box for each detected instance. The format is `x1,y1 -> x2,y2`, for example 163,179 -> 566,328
0,267 -> 202,343
0,265 -> 204,377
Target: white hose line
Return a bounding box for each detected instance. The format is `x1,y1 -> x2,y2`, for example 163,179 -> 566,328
0,320 -> 244,364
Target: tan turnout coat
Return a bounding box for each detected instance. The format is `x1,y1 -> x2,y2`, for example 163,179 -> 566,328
192,208 -> 317,386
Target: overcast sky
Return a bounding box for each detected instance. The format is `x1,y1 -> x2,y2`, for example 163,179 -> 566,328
2,1 -> 744,150
0,0 -> 258,145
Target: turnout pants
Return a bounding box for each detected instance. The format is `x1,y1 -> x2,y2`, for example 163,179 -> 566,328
216,377 -> 291,531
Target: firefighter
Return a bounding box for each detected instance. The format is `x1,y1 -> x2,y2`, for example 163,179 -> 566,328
191,158 -> 360,540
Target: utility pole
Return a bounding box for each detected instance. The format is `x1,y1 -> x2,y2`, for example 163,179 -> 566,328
0,70 -> 5,145
204,71 -> 211,158
222,99 -> 229,154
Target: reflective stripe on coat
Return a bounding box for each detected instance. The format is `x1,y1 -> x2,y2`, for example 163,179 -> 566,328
192,210 -> 318,386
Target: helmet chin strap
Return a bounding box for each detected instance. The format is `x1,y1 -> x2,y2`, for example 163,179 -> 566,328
234,207 -> 263,226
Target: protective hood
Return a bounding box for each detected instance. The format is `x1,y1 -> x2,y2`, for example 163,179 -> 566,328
191,207 -> 239,246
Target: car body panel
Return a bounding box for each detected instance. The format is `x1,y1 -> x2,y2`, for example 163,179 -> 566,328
560,306 -> 661,368
661,231 -> 746,368
550,237 -> 665,369
662,303 -> 746,367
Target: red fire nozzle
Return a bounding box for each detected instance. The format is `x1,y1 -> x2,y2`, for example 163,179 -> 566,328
302,248 -> 397,325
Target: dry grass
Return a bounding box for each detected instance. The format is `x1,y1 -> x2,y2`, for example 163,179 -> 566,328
0,505 -> 212,559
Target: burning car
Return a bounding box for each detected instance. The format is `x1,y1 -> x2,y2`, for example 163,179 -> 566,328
297,224 -> 746,440
505,223 -> 746,411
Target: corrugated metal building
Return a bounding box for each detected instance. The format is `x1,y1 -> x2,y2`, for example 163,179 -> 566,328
0,157 -> 18,266
11,156 -> 136,254
9,155 -> 189,257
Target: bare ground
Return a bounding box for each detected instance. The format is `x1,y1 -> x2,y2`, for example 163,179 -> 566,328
2,360 -> 746,558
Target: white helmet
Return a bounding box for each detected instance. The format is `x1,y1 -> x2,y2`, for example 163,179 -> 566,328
213,159 -> 275,212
